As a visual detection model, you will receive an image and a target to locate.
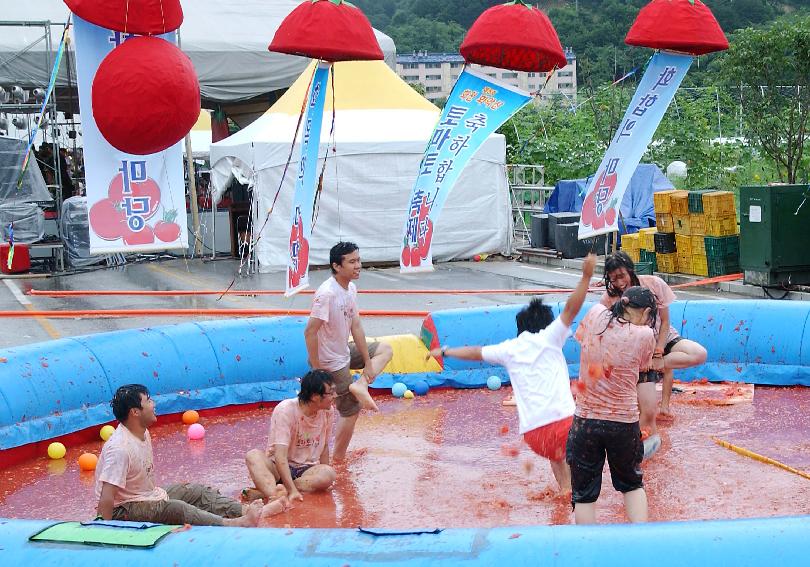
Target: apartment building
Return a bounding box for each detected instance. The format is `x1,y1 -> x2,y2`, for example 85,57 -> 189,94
396,48 -> 576,104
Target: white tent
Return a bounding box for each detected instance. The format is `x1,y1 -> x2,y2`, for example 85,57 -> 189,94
211,60 -> 511,272
0,0 -> 396,104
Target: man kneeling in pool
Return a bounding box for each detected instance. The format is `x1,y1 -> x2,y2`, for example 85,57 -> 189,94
96,384 -> 285,526
245,370 -> 338,503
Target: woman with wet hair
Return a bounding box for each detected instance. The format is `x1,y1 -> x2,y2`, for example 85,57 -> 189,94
567,286 -> 658,525
601,251 -> 707,459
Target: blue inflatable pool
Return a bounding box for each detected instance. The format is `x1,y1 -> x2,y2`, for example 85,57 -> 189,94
1,300 -> 808,565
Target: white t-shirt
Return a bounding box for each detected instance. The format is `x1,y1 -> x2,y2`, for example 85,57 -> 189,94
94,424 -> 168,507
481,317 -> 575,434
310,276 -> 357,371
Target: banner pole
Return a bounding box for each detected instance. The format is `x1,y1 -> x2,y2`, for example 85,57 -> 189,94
177,29 -> 201,256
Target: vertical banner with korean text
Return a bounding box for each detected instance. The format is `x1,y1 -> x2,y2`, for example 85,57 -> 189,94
72,17 -> 188,254
285,62 -> 331,296
400,69 -> 531,273
579,52 -> 692,239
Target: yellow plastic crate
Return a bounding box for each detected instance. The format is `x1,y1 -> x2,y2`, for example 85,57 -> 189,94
691,235 -> 706,255
673,214 -> 691,235
653,190 -> 678,214
692,254 -> 708,277
675,234 -> 692,255
656,252 -> 678,273
702,191 -> 736,217
705,215 -> 739,237
670,191 -> 690,216
621,232 -> 640,252
690,213 -> 706,235
677,253 -> 693,274
626,248 -> 641,263
656,213 -> 674,233
638,227 -> 658,251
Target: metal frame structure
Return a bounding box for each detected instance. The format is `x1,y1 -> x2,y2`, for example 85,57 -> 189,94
507,163 -> 553,249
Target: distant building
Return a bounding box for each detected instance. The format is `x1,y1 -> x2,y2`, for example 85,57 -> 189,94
396,49 -> 577,105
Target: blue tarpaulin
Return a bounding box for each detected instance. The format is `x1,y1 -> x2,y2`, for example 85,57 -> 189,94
544,164 -> 674,234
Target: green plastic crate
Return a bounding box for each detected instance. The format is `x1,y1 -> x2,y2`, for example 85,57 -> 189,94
688,190 -> 710,213
708,258 -> 740,277
639,249 -> 658,271
635,261 -> 654,275
704,235 -> 740,261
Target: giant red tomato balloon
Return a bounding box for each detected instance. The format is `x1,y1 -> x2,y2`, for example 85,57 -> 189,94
63,0 -> 183,35
92,36 -> 200,155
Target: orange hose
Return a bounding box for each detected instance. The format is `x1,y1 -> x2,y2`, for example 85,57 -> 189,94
28,288 -> 594,297
0,308 -> 429,319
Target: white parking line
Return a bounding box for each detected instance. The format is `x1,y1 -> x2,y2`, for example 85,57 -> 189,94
4,279 -> 31,305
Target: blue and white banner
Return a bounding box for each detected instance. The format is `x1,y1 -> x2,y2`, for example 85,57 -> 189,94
72,17 -> 188,254
579,52 -> 692,239
400,68 -> 531,273
285,62 -> 331,296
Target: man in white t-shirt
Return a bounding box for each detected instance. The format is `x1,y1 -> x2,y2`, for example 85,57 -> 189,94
304,242 -> 392,461
245,370 -> 338,503
95,384 -> 282,526
429,254 -> 596,493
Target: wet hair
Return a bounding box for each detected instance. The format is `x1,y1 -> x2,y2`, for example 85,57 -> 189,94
298,369 -> 335,403
329,241 -> 359,274
603,251 -> 641,297
515,297 -> 555,335
111,384 -> 149,422
600,286 -> 658,334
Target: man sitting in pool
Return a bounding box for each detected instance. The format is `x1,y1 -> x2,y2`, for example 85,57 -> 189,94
95,384 -> 286,526
244,370 -> 338,503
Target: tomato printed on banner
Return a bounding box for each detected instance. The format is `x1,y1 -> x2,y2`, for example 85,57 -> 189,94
581,159 -> 620,231
288,208 -> 310,289
401,195 -> 434,267
107,173 -> 161,220
123,225 -> 155,246
154,209 -> 181,243
88,198 -> 127,240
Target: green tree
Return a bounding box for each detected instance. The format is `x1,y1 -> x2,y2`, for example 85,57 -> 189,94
386,16 -> 466,53
717,16 -> 810,183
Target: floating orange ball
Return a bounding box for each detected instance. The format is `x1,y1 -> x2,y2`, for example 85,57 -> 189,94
182,410 -> 200,425
78,452 -> 98,472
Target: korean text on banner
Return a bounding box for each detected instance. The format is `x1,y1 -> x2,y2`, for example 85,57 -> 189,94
72,17 -> 188,254
400,69 -> 531,273
578,52 -> 692,239
285,62 -> 331,297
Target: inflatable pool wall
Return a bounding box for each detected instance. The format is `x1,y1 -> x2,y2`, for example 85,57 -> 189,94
1,300 -> 809,565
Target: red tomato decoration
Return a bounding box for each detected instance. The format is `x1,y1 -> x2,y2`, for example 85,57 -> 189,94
269,0 -> 383,62
89,198 -> 127,240
63,0 -> 183,35
625,0 -> 728,55
92,36 -> 200,155
460,0 -> 567,72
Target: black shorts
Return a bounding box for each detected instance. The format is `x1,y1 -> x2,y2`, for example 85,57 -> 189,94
566,416 -> 644,504
637,369 -> 662,384
664,336 -> 683,355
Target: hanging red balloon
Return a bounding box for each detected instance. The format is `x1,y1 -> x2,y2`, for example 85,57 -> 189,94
269,0 -> 383,62
63,0 -> 183,35
460,0 -> 567,73
92,36 -> 200,155
625,0 -> 729,55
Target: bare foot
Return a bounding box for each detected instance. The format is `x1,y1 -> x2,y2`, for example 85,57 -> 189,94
348,378 -> 379,411
226,500 -> 261,527
261,496 -> 290,518
657,410 -> 675,424
502,395 -> 516,407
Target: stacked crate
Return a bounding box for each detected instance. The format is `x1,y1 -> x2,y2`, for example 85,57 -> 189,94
653,190 -> 677,234
638,227 -> 658,271
654,232 -> 678,273
702,191 -> 740,275
620,232 -> 641,263
688,190 -> 708,276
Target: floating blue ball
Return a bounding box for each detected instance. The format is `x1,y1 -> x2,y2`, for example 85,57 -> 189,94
392,382 -> 408,398
487,375 -> 502,390
413,380 -> 430,396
